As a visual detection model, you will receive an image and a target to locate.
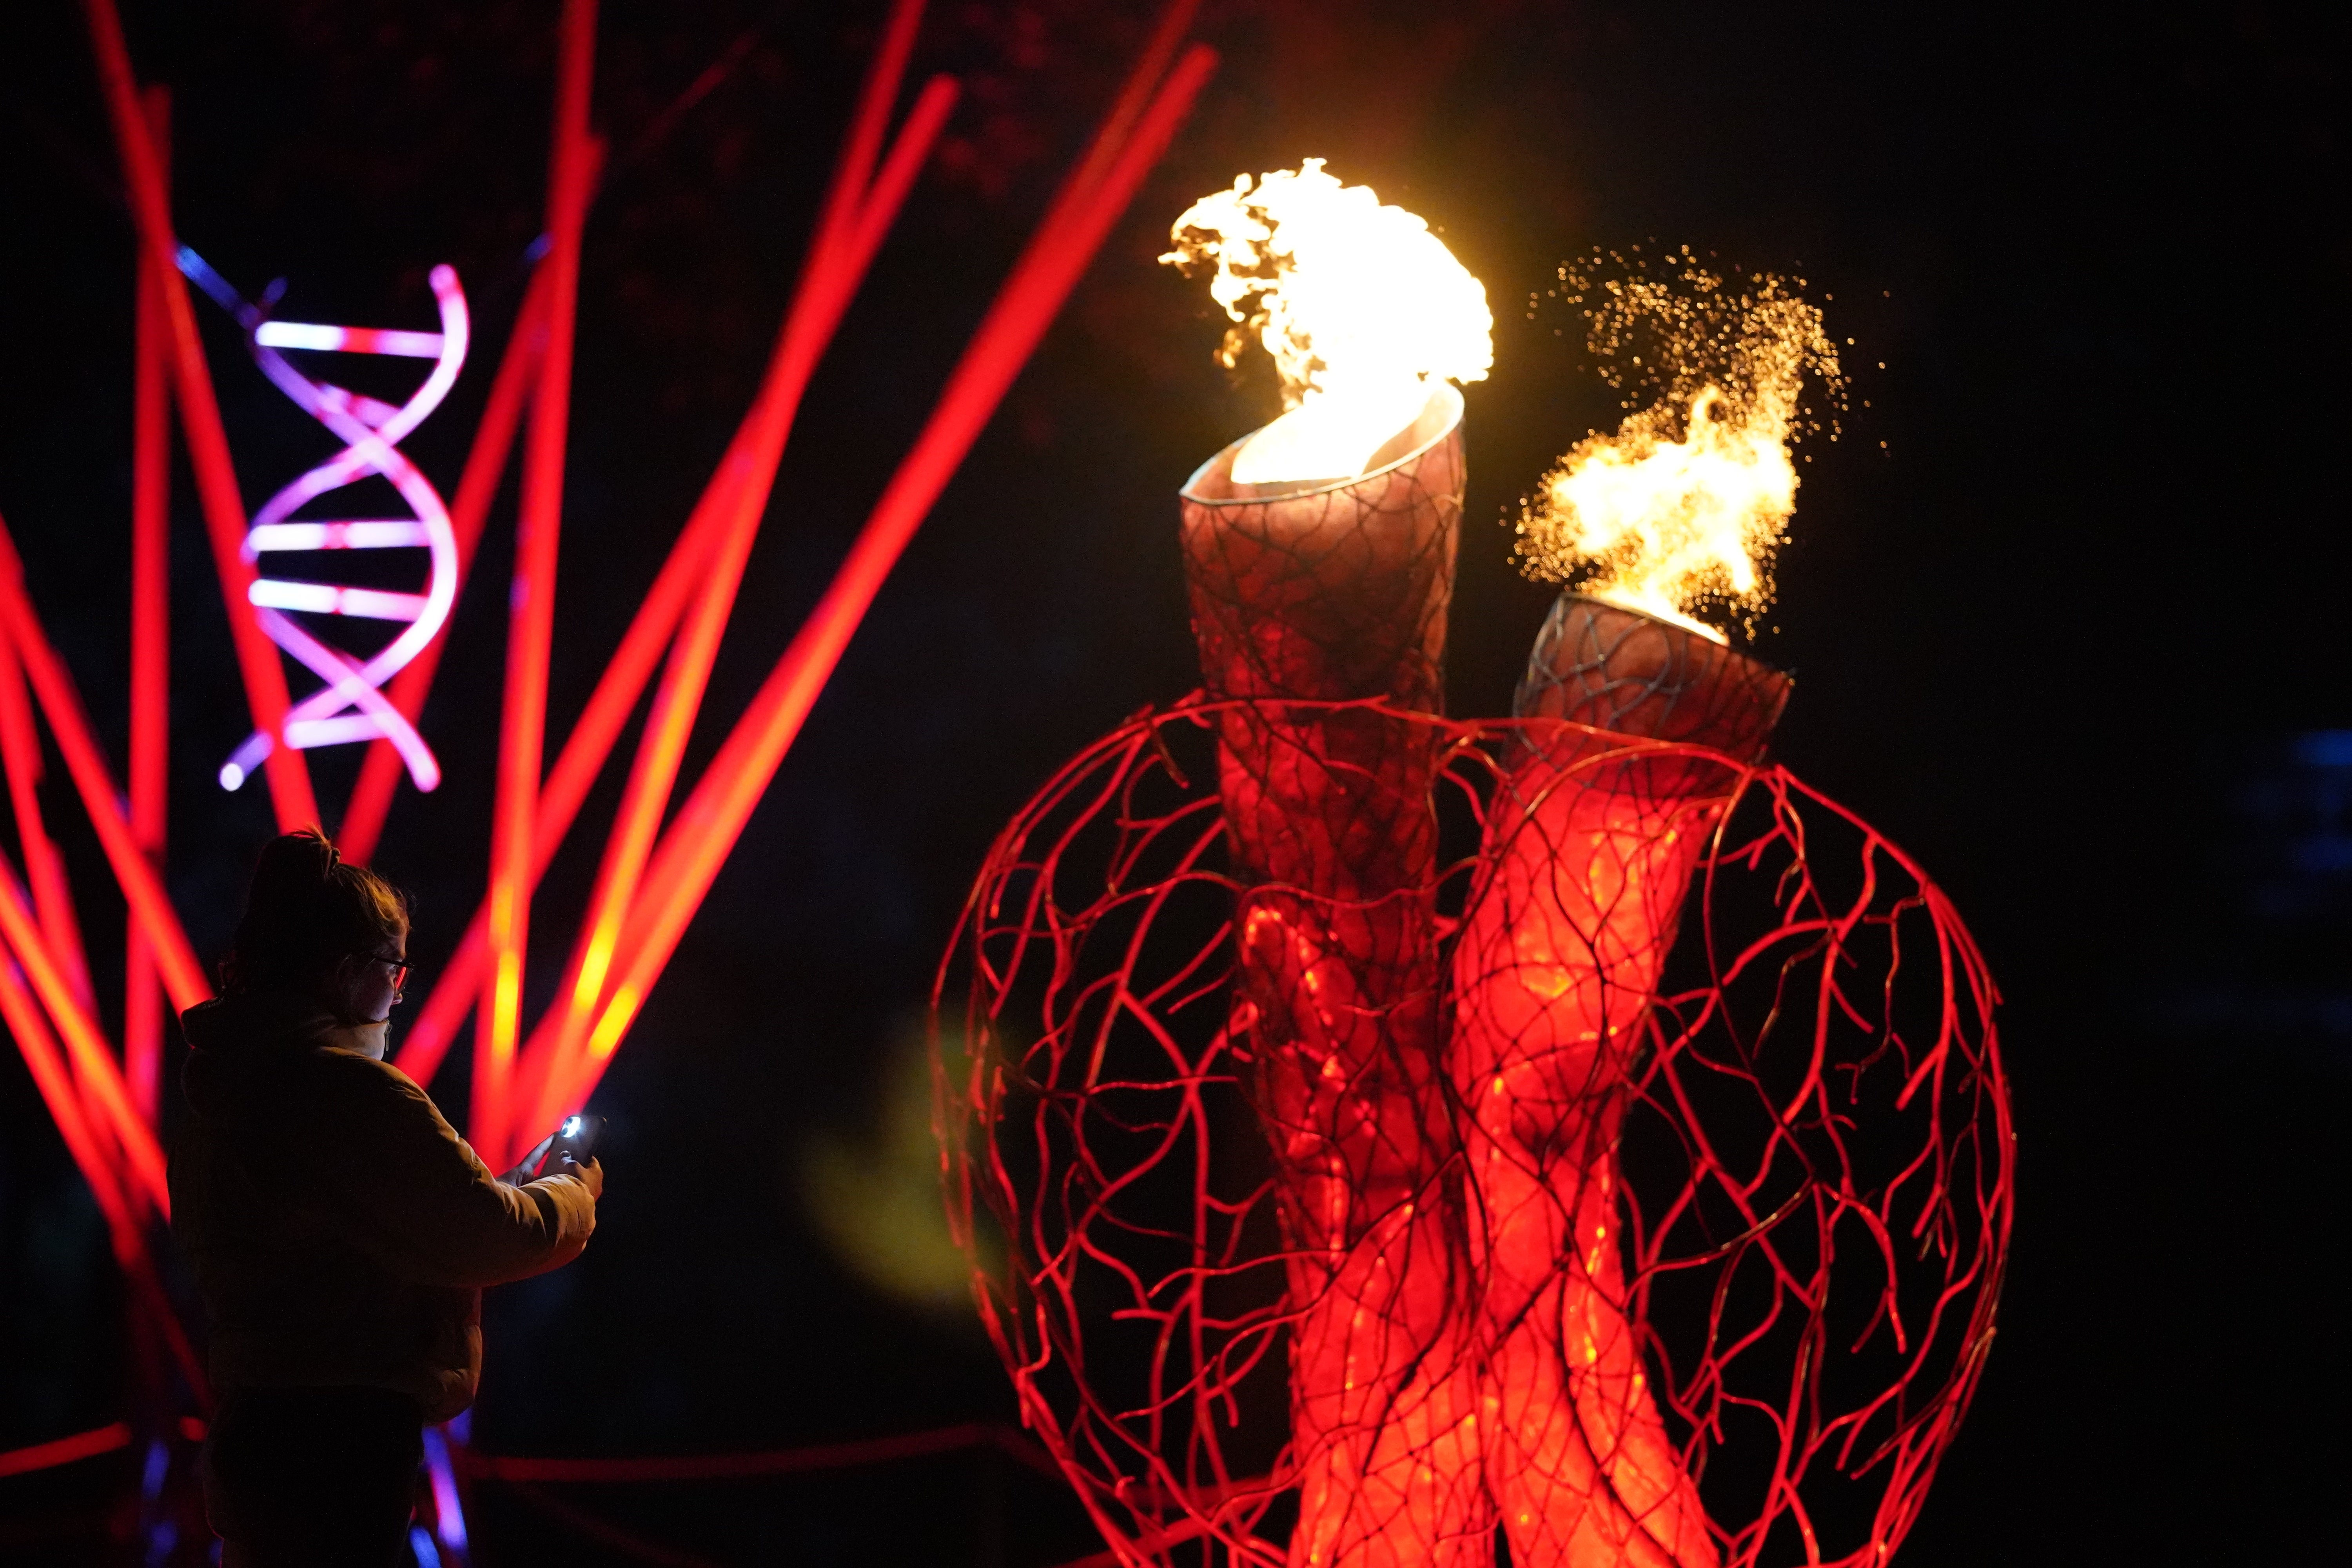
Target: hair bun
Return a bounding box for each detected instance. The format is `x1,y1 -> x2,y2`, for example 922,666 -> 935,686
254,828 -> 339,876
222,828 -> 406,996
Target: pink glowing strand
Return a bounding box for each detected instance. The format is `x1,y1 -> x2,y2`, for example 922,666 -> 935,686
249,606 -> 443,788
183,253 -> 469,789
249,521 -> 434,550
248,582 -> 429,619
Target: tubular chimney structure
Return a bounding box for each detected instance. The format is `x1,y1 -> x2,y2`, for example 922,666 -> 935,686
1180,384 -> 1486,1565
1450,596 -> 1788,1568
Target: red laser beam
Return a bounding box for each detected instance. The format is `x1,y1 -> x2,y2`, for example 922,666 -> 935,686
0,1422 -> 134,1482
0,847 -> 204,1420
82,0 -> 318,831
389,499 -> 720,1088
9,0 -> 1225,1494
337,254 -> 558,866
385,441 -> 768,1089
125,85 -> 171,1123
0,837 -> 168,1215
396,0 -> 951,1112
0,620 -> 93,1014
479,0 -> 601,1169
524,0 -> 950,1138
0,522 -> 209,1014
544,34 -> 1221,1124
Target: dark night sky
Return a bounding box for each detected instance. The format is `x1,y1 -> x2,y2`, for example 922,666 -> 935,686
2,1 -> 2347,1563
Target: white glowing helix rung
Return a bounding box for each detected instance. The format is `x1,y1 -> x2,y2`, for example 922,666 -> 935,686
247,581 -> 429,621
185,250 -> 471,797
252,321 -> 446,358
247,520 -> 433,551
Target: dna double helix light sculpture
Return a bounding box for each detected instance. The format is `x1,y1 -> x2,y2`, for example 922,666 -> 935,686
3,0 -> 1222,1553
180,249 -> 469,793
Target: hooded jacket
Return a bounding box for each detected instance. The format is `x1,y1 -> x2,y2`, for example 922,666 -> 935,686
172,991 -> 597,1421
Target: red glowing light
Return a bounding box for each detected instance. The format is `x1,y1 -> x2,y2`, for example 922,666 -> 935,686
9,0 -> 1219,1497
941,699 -> 2009,1566
84,0 -> 317,830
937,399 -> 2011,1565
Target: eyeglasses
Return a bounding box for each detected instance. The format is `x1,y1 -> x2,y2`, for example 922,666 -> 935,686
363,953 -> 412,991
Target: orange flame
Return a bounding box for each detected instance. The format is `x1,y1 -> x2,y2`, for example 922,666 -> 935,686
1164,160 -> 1491,484
1516,255 -> 1840,640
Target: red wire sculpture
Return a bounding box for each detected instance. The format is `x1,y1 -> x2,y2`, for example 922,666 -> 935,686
937,397 -> 2012,1567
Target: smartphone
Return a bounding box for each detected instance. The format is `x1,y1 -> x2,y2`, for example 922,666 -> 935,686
524,1114 -> 606,1180
553,1113 -> 604,1164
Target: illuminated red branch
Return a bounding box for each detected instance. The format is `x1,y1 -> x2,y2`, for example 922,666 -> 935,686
0,921 -> 126,1221
479,0 -> 599,1169
338,260 -> 556,866
80,0 -> 318,831
552,37 -> 1220,1118
1054,0 -> 1203,204
806,0 -> 933,258
0,521 -> 207,1015
0,1424 -> 134,1482
524,0 -> 952,1132
126,84 -> 171,1123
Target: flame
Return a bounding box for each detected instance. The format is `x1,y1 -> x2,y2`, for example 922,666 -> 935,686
1527,385 -> 1795,641
1515,252 -> 1841,640
1164,160 -> 1492,484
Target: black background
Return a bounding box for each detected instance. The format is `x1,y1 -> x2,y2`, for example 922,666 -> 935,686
2,0 -> 2347,1562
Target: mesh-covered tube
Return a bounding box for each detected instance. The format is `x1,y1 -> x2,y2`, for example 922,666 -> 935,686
1179,387 -> 1474,1566
1179,385 -> 1481,1567
1451,596 -> 1789,1567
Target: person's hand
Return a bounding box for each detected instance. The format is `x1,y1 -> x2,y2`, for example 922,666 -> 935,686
503,1134 -> 557,1185
550,1152 -> 603,1201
